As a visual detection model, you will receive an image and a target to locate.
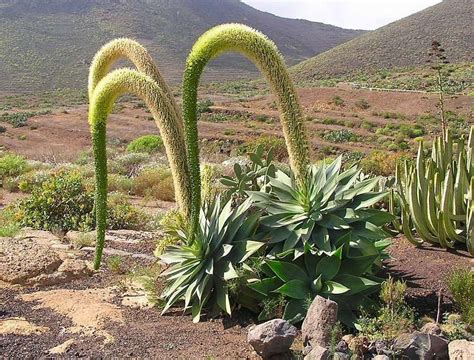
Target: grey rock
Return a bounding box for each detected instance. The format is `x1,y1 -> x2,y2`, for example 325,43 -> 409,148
336,340 -> 349,353
420,322 -> 443,336
448,339 -> 474,360
393,331 -> 448,359
302,296 -> 338,348
247,319 -> 297,358
304,345 -> 329,360
333,352 -> 349,360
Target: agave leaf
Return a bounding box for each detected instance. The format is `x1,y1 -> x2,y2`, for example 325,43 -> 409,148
315,246 -> 342,280
334,274 -> 379,295
283,299 -> 306,323
266,259 -> 310,282
248,276 -> 283,296
274,279 -> 310,299
322,281 -> 350,294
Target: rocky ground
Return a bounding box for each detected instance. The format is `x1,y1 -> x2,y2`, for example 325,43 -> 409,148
1,228 -> 472,358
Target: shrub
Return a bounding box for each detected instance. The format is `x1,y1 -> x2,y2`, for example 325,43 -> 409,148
360,151 -> 410,177
0,206 -> 20,237
356,277 -> 416,340
126,135 -> 163,154
107,173 -> 133,194
107,255 -> 125,273
197,99 -> 214,115
0,153 -> 29,180
448,268 -> 474,326
17,170 -> 94,232
331,95 -> 345,106
154,209 -> 187,256
107,193 -> 151,230
239,135 -> 288,161
17,170 -> 52,193
322,129 -> 358,143
132,167 -> 175,202
355,99 -> 370,110
113,152 -> 150,176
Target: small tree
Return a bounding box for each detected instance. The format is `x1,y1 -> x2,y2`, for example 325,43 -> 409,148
427,40 -> 450,140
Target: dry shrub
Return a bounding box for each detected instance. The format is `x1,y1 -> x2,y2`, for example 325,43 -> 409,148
132,167 -> 175,202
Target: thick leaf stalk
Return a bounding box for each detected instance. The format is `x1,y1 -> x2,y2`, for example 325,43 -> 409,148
89,67 -> 192,269
182,23 -> 311,236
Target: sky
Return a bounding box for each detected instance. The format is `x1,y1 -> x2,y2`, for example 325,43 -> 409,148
243,0 -> 442,30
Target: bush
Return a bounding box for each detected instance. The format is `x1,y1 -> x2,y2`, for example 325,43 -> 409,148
322,129 -> 358,143
355,99 -> 370,110
107,193 -> 151,231
17,170 -> 94,232
448,268 -> 474,326
197,99 -> 214,115
0,153 -> 29,180
154,209 -> 187,256
126,135 -> 163,154
360,151 -> 411,176
18,170 -> 52,193
113,152 -> 150,176
0,206 -> 20,237
132,167 -> 175,202
107,173 -> 133,194
239,135 -> 288,161
331,95 -> 345,106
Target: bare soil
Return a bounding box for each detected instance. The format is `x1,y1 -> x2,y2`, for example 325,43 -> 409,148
1,87 -> 472,161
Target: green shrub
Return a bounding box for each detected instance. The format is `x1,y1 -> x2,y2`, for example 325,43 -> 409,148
331,95 -> 345,106
448,268 -> 474,326
0,206 -> 20,237
197,99 -> 214,115
107,173 -> 133,194
113,152 -> 150,176
17,170 -> 94,232
17,170 -> 52,193
132,167 -> 175,202
0,153 -> 29,180
322,129 -> 358,143
360,151 -> 411,176
154,209 -> 187,256
107,255 -> 125,273
239,135 -> 288,161
126,135 -> 163,154
107,193 -> 151,230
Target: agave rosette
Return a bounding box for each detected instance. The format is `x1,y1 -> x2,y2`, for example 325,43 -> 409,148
160,198 -> 264,322
248,156 -> 393,257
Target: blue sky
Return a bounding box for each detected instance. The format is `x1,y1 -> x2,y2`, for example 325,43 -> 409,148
243,0 -> 442,30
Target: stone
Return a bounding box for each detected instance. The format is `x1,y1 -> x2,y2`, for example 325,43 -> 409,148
448,339 -> 474,360
335,340 -> 349,353
48,339 -> 75,354
302,296 -> 338,348
393,331 -> 448,359
0,238 -> 62,284
420,322 -> 443,336
348,336 -> 369,357
373,355 -> 390,360
0,317 -> 49,335
304,345 -> 329,360
26,259 -> 93,286
247,319 -> 298,358
342,334 -> 354,343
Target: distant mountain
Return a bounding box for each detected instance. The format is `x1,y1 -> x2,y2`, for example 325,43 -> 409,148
291,0 -> 473,83
0,0 -> 364,92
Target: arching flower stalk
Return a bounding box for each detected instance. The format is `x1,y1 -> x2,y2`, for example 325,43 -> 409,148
182,23 -> 311,234
88,40 -> 192,270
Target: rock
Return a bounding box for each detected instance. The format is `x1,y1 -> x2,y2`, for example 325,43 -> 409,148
0,317 -> 49,335
247,319 -> 298,358
342,334 -> 354,343
373,355 -> 390,360
420,322 -> 443,336
448,340 -> 474,360
336,340 -> 349,353
393,331 -> 448,359
302,296 -> 338,349
0,238 -> 62,284
348,336 -> 369,357
304,345 -> 329,360
48,339 -> 75,354
26,259 -> 93,286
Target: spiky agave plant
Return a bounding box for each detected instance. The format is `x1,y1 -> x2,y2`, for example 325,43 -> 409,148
248,156 -> 393,257
182,23 -> 311,235
160,198 -> 264,322
88,39 -> 192,269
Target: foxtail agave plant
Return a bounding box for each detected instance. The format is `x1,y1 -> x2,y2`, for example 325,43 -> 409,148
182,23 -> 311,235
396,126 -> 474,255
88,39 -> 192,269
88,25 -> 311,269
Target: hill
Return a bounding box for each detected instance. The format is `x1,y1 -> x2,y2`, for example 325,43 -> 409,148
0,0 -> 364,92
291,0 -> 473,83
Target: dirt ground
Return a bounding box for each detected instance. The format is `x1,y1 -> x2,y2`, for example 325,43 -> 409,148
1,87 -> 472,161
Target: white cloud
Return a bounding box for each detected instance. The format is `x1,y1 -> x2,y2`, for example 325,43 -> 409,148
243,0 -> 442,30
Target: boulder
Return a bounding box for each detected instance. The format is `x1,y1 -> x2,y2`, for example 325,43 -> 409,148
247,319 -> 297,358
448,340 -> 474,360
393,331 -> 448,359
0,238 -> 62,284
373,355 -> 390,360
335,340 -> 349,353
302,296 -> 338,348
420,322 -> 443,336
304,344 -> 329,360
